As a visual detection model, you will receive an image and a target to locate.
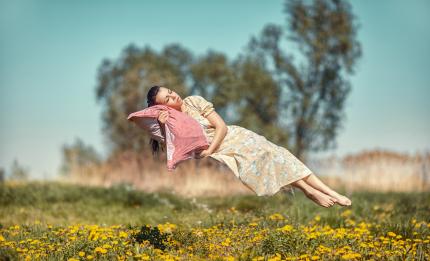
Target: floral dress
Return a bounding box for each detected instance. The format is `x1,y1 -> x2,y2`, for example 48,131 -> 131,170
182,95 -> 313,196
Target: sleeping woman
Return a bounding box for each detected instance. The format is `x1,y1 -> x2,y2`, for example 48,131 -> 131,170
146,85 -> 352,208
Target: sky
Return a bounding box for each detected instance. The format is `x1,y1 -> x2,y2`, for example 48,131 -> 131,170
1,0 -> 429,179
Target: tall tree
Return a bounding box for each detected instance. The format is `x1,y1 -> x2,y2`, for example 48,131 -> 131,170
247,0 -> 361,159
94,0 -> 361,166
190,51 -> 289,146
59,137 -> 102,176
190,50 -> 240,122
0,167 -> 5,183
9,159 -> 29,181
232,54 -> 289,146
95,44 -> 192,157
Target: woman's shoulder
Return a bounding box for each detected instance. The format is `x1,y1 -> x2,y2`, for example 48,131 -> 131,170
183,95 -> 210,105
183,95 -> 214,117
183,95 -> 204,101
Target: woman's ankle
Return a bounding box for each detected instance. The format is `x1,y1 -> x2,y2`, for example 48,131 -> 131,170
302,185 -> 318,197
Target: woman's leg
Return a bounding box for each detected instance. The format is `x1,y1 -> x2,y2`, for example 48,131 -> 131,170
302,173 -> 352,206
290,177 -> 337,208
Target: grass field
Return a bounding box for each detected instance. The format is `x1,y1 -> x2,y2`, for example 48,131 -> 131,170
0,181 -> 429,260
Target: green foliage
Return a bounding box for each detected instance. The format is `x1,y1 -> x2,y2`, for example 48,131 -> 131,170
1,181 -> 429,260
246,0 -> 362,159
95,44 -> 190,156
2,181 -> 429,229
0,181 -> 192,209
133,225 -> 168,250
59,137 -> 102,176
95,0 -> 362,162
0,246 -> 19,260
8,159 -> 29,181
0,167 -> 5,183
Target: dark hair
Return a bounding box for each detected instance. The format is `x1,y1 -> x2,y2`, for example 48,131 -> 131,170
146,85 -> 165,157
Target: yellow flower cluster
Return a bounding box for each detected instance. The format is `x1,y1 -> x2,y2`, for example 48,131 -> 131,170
0,214 -> 429,260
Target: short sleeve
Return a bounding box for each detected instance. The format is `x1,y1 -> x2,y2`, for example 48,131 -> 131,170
185,95 -> 215,117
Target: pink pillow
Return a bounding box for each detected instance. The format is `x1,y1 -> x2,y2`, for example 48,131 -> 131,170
127,105 -> 209,171
132,117 -> 165,143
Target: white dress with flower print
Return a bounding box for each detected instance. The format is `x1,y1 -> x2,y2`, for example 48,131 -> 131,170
182,95 -> 313,196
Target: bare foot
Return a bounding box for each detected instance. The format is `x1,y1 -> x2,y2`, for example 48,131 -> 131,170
326,191 -> 352,206
305,189 -> 337,208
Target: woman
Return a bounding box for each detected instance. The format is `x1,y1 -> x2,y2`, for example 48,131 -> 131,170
146,85 -> 352,208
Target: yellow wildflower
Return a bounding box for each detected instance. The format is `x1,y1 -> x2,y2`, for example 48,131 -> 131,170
277,224 -> 293,232
387,231 -> 396,237
341,252 -> 361,259
95,247 -> 107,254
341,209 -> 352,218
221,238 -> 231,246
269,213 -> 285,221
119,231 -> 128,238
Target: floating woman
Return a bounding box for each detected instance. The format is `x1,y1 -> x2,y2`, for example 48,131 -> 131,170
146,85 -> 352,208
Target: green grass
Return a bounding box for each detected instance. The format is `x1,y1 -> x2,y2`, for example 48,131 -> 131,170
1,181 -> 428,229
0,181 -> 429,260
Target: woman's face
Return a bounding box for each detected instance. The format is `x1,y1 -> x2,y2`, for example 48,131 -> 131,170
155,87 -> 183,109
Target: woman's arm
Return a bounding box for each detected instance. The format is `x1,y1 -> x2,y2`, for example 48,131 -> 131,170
204,111 -> 228,153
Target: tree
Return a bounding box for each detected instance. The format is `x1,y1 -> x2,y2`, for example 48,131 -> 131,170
0,167 -> 5,183
230,54 -> 289,146
94,0 -> 361,165
95,44 -> 192,157
59,137 -> 102,176
246,0 -> 362,159
190,50 -> 239,115
190,50 -> 289,146
9,159 -> 29,181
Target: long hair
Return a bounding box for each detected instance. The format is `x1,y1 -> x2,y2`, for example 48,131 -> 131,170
146,85 -> 164,157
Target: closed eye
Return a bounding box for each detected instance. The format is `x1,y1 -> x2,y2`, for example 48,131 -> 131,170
166,89 -> 172,103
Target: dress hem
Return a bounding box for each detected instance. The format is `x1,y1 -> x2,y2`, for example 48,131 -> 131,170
255,170 -> 313,197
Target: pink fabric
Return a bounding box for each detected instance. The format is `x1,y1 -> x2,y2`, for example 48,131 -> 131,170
127,105 -> 209,171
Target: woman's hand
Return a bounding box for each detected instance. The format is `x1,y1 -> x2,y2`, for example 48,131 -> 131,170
157,110 -> 169,124
195,149 -> 213,159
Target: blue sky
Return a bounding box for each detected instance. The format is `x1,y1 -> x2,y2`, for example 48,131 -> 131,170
1,0 -> 429,179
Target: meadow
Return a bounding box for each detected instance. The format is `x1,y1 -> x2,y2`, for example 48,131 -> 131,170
0,181 -> 429,260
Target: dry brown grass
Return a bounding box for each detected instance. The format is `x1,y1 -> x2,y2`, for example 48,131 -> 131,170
58,150 -> 253,198
308,149 -> 430,193
58,149 -> 430,197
